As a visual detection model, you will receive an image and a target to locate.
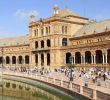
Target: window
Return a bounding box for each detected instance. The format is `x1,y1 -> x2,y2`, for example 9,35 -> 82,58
62,38 -> 67,46
62,26 -> 64,33
65,26 -> 67,34
62,26 -> 68,34
47,39 -> 51,47
34,30 -> 36,36
41,40 -> 44,48
35,41 -> 38,48
41,28 -> 44,36
46,27 -> 48,35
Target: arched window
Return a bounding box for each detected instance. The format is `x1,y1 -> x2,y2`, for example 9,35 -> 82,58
12,56 -> 16,64
6,56 -> 10,64
25,55 -> 29,64
41,40 -> 44,48
62,38 -> 67,46
35,41 -> 38,48
47,39 -> 51,47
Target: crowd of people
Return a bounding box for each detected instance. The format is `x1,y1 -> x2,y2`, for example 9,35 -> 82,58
1,66 -> 110,87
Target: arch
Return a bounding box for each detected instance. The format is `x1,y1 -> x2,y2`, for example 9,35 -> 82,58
107,49 -> 110,63
41,54 -> 44,66
12,56 -> 16,64
0,57 -> 2,64
85,51 -> 91,64
35,41 -> 38,48
35,54 -> 38,64
41,40 -> 44,48
62,38 -> 67,46
6,56 -> 10,64
96,50 -> 103,64
75,52 -> 81,64
66,52 -> 71,64
47,53 -> 50,65
47,39 -> 51,47
18,56 -> 22,64
25,55 -> 29,64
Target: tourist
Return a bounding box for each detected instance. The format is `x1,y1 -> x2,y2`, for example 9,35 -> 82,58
83,72 -> 90,87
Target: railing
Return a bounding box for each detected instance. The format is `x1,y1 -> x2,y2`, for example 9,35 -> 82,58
32,47 -> 50,52
2,70 -> 110,100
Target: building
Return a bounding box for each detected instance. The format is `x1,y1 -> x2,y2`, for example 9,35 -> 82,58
0,5 -> 110,69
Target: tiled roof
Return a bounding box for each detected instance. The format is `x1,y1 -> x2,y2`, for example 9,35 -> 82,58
74,19 -> 110,37
0,35 -> 29,47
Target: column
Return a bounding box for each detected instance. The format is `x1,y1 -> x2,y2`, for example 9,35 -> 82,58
83,55 -> 85,64
93,55 -> 96,64
73,55 -> 75,64
91,55 -> 93,64
103,54 -> 105,64
81,56 -> 83,64
105,53 -> 108,64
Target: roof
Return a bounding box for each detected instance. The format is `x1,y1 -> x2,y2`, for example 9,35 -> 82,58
58,8 -> 84,18
74,19 -> 110,37
0,35 -> 29,47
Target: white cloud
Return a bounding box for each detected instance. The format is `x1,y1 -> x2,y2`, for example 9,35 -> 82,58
14,9 -> 39,20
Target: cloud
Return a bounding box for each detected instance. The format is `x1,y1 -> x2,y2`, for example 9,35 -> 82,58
14,9 -> 39,20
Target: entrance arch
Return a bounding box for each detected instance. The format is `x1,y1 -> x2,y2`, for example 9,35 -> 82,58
96,50 -> 103,64
41,54 -> 44,66
12,56 -> 16,64
107,49 -> 110,64
75,52 -> 81,64
47,53 -> 50,65
18,56 -> 22,64
25,55 -> 29,64
35,54 -> 38,64
85,51 -> 91,64
66,52 -> 71,64
6,56 -> 10,64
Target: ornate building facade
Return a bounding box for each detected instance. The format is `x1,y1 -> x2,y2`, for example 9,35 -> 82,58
0,5 -> 110,69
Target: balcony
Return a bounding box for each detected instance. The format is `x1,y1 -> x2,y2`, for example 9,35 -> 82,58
32,47 -> 50,52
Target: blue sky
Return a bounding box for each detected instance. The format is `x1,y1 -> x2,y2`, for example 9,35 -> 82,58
0,0 -> 110,38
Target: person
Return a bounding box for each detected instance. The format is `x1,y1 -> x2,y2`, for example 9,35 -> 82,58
83,72 -> 89,87
103,73 -> 106,81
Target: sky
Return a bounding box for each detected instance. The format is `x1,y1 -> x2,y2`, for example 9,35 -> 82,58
0,0 -> 110,38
